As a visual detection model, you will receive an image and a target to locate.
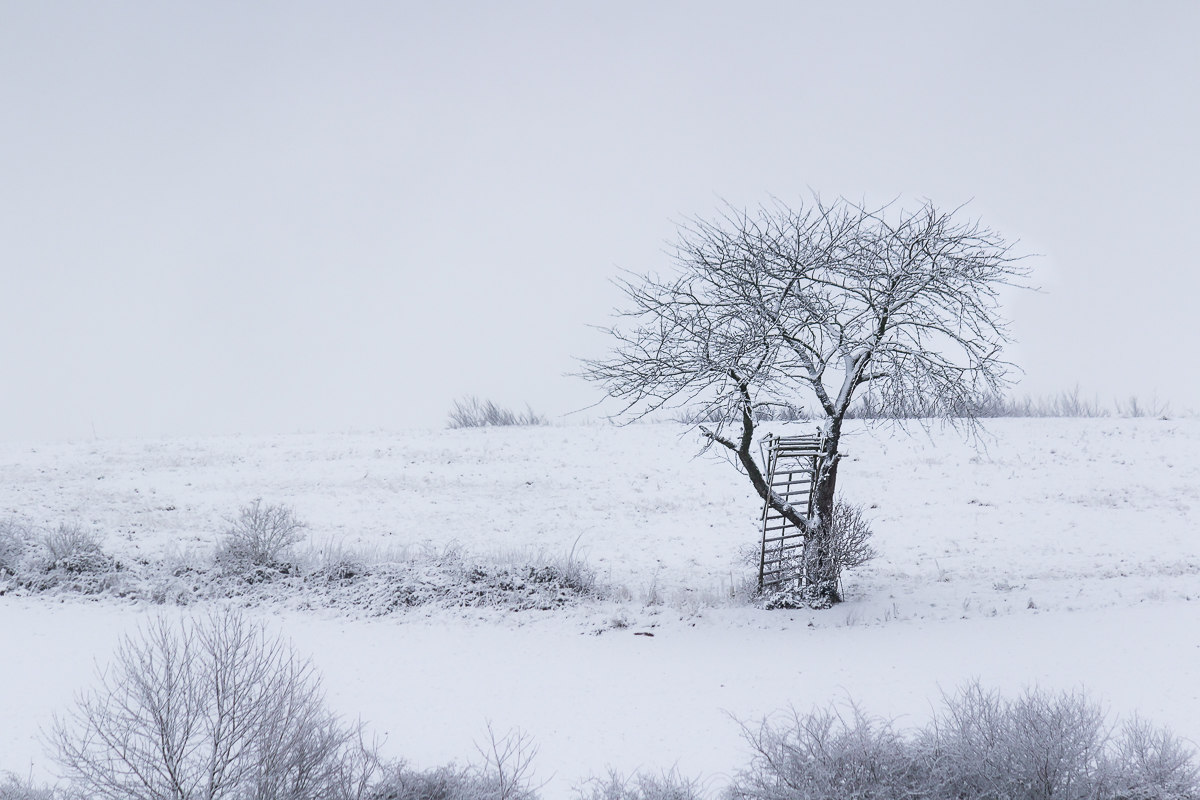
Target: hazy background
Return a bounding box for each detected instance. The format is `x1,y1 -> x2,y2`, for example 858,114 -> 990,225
1,2 -> 1196,442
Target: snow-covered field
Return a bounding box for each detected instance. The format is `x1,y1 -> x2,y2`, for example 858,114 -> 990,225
3,419 -> 1199,797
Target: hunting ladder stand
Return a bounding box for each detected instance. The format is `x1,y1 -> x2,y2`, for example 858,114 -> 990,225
758,432 -> 823,592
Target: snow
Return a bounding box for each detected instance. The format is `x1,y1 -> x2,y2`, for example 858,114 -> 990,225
2,419 -> 1198,797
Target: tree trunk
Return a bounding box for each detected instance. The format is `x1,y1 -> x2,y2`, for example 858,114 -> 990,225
805,418 -> 843,604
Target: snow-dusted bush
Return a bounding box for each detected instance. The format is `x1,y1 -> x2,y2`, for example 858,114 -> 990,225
578,769 -> 707,800
37,523 -> 110,574
533,540 -> 599,598
448,397 -> 547,428
822,499 -> 877,576
369,763 -> 488,800
729,684 -> 1200,800
0,772 -> 59,800
1110,717 -> 1200,800
926,682 -> 1109,800
52,610 -> 377,800
3,523 -> 123,595
732,702 -> 920,800
369,725 -> 540,800
0,519 -> 28,575
218,499 -> 308,567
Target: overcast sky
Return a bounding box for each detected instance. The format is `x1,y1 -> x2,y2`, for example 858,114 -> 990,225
1,2 -> 1197,442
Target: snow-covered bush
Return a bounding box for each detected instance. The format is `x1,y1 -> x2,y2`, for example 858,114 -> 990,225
368,725 -> 540,800
577,769 -> 707,800
5,523 -> 123,595
925,682 -> 1109,800
0,772 -> 59,800
821,499 -> 878,576
732,702 -> 919,800
218,499 -> 308,567
0,519 -> 28,576
534,542 -> 599,598
729,684 -> 1200,800
369,763 -> 489,800
1109,717 -> 1200,800
37,523 -> 110,574
52,610 -> 377,800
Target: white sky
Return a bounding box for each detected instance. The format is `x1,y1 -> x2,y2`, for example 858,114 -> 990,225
1,2 -> 1197,442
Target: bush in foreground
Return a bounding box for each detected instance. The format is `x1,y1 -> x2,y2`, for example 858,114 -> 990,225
369,725 -> 541,800
579,769 -> 707,800
31,625 -> 1200,800
730,683 -> 1199,800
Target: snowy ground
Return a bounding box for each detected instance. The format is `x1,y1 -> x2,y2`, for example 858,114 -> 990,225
2,419 -> 1199,796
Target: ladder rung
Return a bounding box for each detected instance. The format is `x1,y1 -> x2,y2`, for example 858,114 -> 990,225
763,530 -> 804,540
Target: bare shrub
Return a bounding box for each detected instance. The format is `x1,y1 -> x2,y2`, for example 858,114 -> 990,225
219,499 -> 308,566
0,773 -> 59,800
1108,717 -> 1200,800
535,537 -> 599,597
577,769 -> 707,800
368,763 -> 482,800
37,523 -> 109,573
926,682 -> 1109,800
52,609 -> 377,800
448,397 -> 548,428
0,520 -> 28,575
823,499 -> 877,575
367,725 -> 541,800
729,685 -> 1199,800
1053,387 -> 1112,419
475,723 -> 542,800
1116,396 -> 1170,419
731,703 -> 922,800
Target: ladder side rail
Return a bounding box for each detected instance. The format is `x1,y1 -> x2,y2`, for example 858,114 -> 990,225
758,435 -> 779,592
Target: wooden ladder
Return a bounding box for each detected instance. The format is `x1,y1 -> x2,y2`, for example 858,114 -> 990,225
758,433 -> 822,592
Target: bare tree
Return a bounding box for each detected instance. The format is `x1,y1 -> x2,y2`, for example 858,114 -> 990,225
582,197 -> 1028,603
52,609 -> 377,800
